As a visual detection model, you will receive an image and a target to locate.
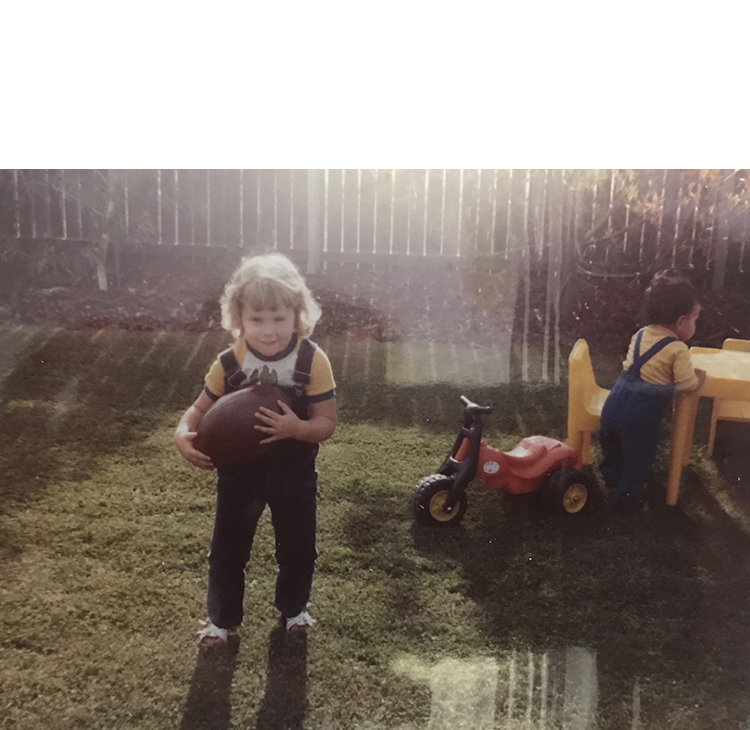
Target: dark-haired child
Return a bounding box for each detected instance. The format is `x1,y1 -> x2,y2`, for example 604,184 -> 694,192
599,270 -> 706,511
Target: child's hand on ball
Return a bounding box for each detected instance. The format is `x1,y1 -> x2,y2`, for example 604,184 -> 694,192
175,429 -> 215,469
255,401 -> 302,443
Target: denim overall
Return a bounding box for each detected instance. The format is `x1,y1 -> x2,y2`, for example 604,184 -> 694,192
207,341 -> 319,629
599,330 -> 676,511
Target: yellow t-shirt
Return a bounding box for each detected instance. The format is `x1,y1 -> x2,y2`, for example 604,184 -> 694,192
622,325 -> 699,392
204,335 -> 336,402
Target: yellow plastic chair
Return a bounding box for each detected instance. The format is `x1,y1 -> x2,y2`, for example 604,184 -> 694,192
707,338 -> 750,456
567,339 -> 610,466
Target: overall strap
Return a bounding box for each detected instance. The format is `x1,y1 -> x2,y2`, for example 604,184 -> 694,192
220,347 -> 247,392
627,329 -> 676,376
292,339 -> 317,397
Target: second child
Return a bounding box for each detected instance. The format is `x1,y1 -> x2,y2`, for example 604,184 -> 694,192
599,270 -> 706,512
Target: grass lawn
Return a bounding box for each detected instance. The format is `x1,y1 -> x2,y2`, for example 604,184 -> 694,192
2,328 -> 750,729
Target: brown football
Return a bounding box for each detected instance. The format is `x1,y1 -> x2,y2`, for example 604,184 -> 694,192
194,385 -> 292,468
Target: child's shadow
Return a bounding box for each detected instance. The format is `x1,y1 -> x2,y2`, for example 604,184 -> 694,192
254,624 -> 309,730
179,635 -> 241,730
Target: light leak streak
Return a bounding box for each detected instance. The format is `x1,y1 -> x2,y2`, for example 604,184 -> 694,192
506,649 -> 517,727
539,652 -> 549,728
525,652 -> 534,728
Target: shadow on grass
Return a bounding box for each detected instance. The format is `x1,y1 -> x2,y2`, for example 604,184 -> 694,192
336,381 -> 569,437
179,635 -> 240,730
178,626 -> 309,730
0,329 -> 223,508
254,625 -> 309,730
404,470 -> 750,728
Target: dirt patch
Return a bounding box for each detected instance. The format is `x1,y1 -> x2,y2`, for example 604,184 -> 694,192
1,253 -> 749,353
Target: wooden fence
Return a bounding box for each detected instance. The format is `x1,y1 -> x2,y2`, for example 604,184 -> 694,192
1,169 -> 748,385
1,169 -> 748,284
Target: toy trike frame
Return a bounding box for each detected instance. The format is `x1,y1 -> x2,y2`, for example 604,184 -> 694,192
410,395 -> 596,527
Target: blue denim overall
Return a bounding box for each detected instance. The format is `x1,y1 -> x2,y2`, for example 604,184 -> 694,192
599,330 -> 676,511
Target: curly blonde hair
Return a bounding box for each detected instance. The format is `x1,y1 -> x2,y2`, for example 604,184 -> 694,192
220,253 -> 322,339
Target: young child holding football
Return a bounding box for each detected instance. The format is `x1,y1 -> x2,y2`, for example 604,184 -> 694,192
175,253 -> 336,646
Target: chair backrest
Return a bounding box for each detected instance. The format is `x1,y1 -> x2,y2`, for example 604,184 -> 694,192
723,338 -> 750,353
569,339 -> 598,401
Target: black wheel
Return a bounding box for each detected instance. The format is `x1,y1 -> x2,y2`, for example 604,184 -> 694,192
541,467 -> 594,514
410,474 -> 467,527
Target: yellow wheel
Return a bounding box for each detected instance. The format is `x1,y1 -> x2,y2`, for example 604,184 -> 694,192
411,474 -> 467,526
562,482 -> 588,513
543,468 -> 594,515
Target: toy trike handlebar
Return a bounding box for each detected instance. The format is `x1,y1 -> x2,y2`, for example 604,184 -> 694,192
459,395 -> 493,426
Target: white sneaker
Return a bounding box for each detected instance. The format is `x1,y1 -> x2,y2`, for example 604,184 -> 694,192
197,619 -> 229,645
285,610 -> 316,632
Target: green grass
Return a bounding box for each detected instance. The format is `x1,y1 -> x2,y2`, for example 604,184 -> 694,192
2,328 -> 750,729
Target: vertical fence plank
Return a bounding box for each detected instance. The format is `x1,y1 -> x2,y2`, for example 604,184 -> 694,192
712,169 -> 732,293
271,169 -> 289,254
547,169 -> 564,384
442,169 -> 460,258
157,170 -> 163,245
503,169 -> 514,259
11,169 -> 21,237
291,169 -> 308,254
307,169 -> 323,273
357,169 -> 375,257
521,169 -> 532,382
391,169 -> 409,257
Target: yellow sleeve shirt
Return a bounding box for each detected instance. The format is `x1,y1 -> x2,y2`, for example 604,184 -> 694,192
622,325 -> 699,392
204,335 -> 336,402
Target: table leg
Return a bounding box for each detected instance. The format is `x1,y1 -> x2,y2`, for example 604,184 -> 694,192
666,392 -> 700,506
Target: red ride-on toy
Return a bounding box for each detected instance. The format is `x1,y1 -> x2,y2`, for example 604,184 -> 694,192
410,395 -> 596,527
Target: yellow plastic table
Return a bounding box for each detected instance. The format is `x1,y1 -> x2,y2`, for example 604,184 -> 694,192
666,347 -> 750,505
